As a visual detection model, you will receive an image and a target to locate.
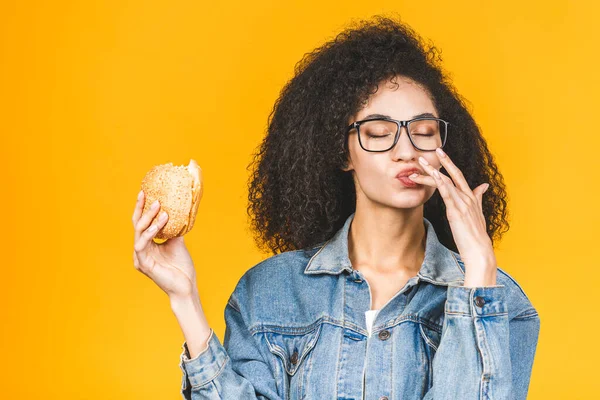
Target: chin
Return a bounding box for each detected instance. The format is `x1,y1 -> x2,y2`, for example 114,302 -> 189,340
387,190 -> 430,208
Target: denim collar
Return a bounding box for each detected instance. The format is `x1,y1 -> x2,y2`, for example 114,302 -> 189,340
304,212 -> 465,286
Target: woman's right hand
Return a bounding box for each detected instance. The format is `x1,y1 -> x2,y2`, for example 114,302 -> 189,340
132,190 -> 198,300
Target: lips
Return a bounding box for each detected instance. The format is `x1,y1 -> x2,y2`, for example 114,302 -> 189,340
396,168 -> 421,178
395,167 -> 422,188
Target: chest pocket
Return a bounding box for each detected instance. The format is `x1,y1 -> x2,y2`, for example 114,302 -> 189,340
264,322 -> 322,376
419,323 -> 441,352
419,323 -> 442,389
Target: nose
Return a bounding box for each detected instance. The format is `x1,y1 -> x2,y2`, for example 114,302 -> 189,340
390,126 -> 419,161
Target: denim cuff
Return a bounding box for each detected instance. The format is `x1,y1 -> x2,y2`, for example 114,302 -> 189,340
445,284 -> 507,317
179,328 -> 229,389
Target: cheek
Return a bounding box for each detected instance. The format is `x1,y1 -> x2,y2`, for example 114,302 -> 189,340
422,154 -> 441,169
353,162 -> 396,198
352,153 -> 387,180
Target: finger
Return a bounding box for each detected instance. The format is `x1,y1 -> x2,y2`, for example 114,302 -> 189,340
407,172 -> 437,187
434,148 -> 476,201
135,199 -> 162,242
438,171 -> 473,205
407,165 -> 454,188
132,190 -> 145,228
134,210 -> 169,254
418,157 -> 465,210
431,168 -> 470,213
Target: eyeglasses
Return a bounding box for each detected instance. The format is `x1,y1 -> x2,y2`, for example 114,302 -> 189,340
346,117 -> 449,152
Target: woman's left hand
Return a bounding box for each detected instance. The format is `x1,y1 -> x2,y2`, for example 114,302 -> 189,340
408,147 -> 498,287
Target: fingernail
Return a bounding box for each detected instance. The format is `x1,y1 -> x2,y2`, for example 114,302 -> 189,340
436,148 -> 446,158
159,211 -> 168,221
418,156 -> 429,166
137,190 -> 144,201
483,183 -> 490,192
151,200 -> 159,209
409,173 -> 419,178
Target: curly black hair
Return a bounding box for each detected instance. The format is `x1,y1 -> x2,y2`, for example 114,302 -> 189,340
246,13 -> 509,256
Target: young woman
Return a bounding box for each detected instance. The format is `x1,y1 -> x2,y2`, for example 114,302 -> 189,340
132,15 -> 540,400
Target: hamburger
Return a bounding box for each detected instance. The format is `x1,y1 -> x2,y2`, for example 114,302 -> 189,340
140,159 -> 203,241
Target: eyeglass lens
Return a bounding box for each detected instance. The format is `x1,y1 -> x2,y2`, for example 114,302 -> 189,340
358,119 -> 446,151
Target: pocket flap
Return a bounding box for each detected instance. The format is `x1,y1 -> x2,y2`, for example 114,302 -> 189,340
419,323 -> 441,352
264,322 -> 322,376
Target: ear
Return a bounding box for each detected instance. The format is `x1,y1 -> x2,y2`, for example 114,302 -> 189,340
341,159 -> 354,172
341,137 -> 354,172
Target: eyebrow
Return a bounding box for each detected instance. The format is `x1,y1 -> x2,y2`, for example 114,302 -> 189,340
361,112 -> 437,120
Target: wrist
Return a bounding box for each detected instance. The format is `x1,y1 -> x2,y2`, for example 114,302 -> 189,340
461,253 -> 498,287
169,291 -> 212,359
170,291 -> 202,316
463,268 -> 497,287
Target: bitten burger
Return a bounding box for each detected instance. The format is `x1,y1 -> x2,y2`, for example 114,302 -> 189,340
140,159 -> 203,240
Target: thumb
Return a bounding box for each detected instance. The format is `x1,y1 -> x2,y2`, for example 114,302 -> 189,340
474,183 -> 490,205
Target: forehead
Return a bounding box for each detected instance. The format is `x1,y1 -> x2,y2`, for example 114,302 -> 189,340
354,78 -> 437,121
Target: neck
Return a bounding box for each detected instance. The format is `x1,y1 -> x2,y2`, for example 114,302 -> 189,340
348,206 -> 426,275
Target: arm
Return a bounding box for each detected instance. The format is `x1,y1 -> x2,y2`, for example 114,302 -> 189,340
175,296 -> 283,400
171,295 -> 212,359
422,284 -> 541,400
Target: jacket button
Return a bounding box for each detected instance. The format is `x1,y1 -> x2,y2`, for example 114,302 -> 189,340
475,296 -> 485,307
290,350 -> 299,365
354,278 -> 363,283
378,330 -> 391,340
380,396 -> 389,400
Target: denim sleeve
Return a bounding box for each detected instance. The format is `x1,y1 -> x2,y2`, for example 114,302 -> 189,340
422,284 -> 541,400
178,299 -> 283,399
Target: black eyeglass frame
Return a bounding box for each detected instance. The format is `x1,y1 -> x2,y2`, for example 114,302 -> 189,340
345,116 -> 450,152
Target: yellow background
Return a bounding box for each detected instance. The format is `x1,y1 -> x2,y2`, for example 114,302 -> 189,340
1,1 -> 597,398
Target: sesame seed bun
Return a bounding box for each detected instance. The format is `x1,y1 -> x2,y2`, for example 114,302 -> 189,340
140,159 -> 203,240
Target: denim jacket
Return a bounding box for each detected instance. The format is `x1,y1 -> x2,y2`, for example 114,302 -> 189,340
179,212 -> 541,399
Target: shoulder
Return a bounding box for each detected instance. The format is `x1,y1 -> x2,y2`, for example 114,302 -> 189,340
243,246 -> 321,285
452,251 -> 539,320
227,245 -> 322,310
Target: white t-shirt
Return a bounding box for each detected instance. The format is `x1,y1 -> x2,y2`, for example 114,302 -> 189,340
365,309 -> 380,337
